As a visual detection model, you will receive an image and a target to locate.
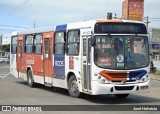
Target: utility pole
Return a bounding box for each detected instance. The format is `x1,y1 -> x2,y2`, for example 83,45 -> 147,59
0,34 -> 3,57
34,21 -> 36,29
144,16 -> 151,31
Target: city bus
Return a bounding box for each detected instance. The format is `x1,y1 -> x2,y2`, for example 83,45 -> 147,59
10,19 -> 150,99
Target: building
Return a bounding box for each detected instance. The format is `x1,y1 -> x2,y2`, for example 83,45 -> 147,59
149,28 -> 160,60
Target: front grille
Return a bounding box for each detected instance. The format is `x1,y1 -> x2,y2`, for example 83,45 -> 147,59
99,70 -> 147,82
111,80 -> 135,83
108,73 -> 127,78
115,86 -> 134,91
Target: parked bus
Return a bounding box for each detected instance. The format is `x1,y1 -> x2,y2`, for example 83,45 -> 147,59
10,19 -> 150,99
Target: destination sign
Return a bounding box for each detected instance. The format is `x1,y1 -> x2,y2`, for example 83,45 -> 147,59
94,22 -> 147,34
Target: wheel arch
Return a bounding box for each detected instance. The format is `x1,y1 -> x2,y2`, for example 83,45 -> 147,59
67,72 -> 81,97
67,72 -> 76,87
26,66 -> 33,78
26,65 -> 36,87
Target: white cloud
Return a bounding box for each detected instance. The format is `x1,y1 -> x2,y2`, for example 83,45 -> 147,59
0,0 -> 160,29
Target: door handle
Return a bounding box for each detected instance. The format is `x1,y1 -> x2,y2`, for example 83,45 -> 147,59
83,60 -> 86,63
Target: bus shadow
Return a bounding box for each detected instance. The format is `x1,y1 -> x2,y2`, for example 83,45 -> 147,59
81,94 -> 160,104
17,81 -> 28,85
17,81 -> 160,104
17,81 -> 69,97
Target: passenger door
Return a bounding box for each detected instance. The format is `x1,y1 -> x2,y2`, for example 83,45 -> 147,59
82,36 -> 92,92
43,38 -> 52,84
17,40 -> 23,78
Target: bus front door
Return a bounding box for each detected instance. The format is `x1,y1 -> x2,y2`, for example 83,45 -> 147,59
82,36 -> 91,92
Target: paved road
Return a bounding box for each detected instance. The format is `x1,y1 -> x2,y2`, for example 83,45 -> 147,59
0,64 -> 160,113
1,75 -> 160,105
0,63 -> 10,78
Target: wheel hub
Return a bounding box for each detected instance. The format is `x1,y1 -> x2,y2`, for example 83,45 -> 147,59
71,81 -> 78,93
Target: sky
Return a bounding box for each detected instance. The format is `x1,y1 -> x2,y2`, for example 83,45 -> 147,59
0,0 -> 160,44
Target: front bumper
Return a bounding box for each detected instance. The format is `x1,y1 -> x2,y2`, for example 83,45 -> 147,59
91,80 -> 150,95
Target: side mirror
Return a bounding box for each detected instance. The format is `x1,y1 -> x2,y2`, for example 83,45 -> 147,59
91,36 -> 96,46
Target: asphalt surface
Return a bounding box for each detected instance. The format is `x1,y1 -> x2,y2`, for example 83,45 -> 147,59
0,63 -> 10,79
0,63 -> 160,113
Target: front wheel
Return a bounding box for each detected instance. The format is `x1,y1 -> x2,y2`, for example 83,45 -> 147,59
114,94 -> 129,99
68,76 -> 81,98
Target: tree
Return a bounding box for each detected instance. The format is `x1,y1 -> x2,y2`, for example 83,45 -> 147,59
2,44 -> 10,52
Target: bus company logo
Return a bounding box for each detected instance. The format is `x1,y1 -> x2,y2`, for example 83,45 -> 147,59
24,59 -> 35,66
122,80 -> 126,84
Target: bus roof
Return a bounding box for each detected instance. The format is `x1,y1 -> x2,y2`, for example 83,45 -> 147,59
96,19 -> 145,24
16,19 -> 145,35
18,26 -> 55,35
67,19 -> 145,30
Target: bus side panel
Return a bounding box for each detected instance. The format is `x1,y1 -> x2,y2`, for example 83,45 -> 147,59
22,54 -> 44,82
18,34 -> 44,83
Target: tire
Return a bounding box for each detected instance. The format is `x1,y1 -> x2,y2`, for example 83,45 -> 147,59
27,69 -> 36,87
68,76 -> 81,98
114,94 -> 129,99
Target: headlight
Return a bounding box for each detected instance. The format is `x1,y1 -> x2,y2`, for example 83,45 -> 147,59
139,75 -> 149,83
97,75 -> 110,84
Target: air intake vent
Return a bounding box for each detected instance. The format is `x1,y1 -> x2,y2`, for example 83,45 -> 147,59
115,86 -> 134,91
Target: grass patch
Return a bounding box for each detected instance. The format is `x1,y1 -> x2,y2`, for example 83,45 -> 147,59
155,70 -> 160,76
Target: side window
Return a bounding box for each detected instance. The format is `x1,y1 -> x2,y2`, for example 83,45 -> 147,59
54,32 -> 65,54
11,36 -> 17,54
18,42 -> 22,58
25,35 -> 33,54
67,30 -> 80,55
45,40 -> 49,59
34,34 -> 42,54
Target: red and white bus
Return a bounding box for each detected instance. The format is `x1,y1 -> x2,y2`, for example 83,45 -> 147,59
10,19 -> 150,99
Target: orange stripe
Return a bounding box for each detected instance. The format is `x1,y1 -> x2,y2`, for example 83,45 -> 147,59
99,70 -> 127,81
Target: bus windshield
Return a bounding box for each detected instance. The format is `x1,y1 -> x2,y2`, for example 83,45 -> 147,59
94,36 -> 149,70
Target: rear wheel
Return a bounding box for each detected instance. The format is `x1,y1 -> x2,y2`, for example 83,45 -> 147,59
68,76 -> 81,98
27,69 -> 36,87
114,94 -> 129,99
